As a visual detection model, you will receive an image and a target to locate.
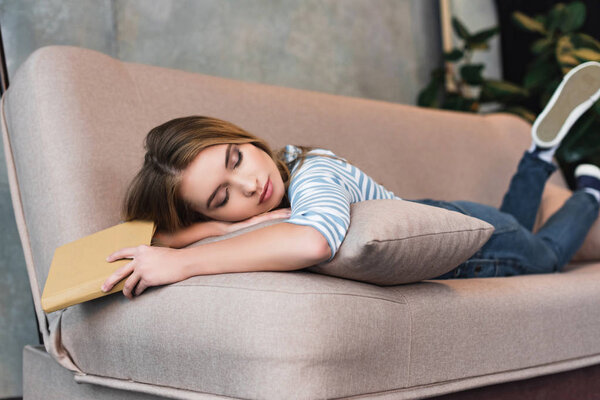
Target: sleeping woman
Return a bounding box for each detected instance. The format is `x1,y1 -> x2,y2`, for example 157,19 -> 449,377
101,61 -> 600,299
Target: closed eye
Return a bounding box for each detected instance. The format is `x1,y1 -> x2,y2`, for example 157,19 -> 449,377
216,149 -> 243,208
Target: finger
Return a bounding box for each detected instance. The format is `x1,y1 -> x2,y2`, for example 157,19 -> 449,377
102,261 -> 135,292
101,262 -> 134,292
106,247 -> 137,262
123,271 -> 141,300
134,280 -> 148,296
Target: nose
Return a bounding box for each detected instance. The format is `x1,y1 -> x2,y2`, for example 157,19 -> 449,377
232,174 -> 260,197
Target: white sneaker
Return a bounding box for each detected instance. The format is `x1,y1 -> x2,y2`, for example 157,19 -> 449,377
532,61 -> 600,148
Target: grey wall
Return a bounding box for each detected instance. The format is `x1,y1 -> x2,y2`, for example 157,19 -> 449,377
0,0 -> 444,397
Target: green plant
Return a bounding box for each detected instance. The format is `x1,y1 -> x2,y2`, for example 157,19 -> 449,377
418,17 -> 533,119
418,2 -> 600,189
510,1 -> 600,189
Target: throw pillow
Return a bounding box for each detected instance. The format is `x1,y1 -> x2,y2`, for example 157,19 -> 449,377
305,199 -> 494,285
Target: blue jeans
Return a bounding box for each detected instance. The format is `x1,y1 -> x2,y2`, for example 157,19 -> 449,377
405,150 -> 599,279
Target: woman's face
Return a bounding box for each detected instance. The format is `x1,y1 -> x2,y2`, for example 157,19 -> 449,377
179,143 -> 285,222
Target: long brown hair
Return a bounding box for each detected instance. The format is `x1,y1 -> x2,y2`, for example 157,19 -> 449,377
122,115 -> 346,232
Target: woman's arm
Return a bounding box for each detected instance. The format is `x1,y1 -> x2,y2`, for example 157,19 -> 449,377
153,221 -> 225,249
102,221 -> 330,299
153,208 -> 292,249
179,222 -> 331,277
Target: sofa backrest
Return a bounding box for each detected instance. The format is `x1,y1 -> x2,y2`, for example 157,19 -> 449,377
2,45 -> 567,303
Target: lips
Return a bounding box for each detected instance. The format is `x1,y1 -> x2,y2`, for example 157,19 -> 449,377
259,178 -> 270,204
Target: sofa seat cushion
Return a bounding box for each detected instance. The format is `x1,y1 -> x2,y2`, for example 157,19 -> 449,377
57,261 -> 600,399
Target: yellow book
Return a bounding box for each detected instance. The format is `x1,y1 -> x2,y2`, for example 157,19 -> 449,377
41,219 -> 157,313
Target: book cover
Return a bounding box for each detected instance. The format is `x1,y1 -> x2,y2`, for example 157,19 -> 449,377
41,219 -> 156,313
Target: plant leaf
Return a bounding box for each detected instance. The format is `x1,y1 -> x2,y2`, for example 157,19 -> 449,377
466,41 -> 489,51
560,1 -> 586,33
556,35 -> 579,71
417,68 -> 444,107
452,17 -> 471,40
417,85 -> 440,108
527,47 -> 556,78
524,61 -> 559,90
480,80 -> 529,102
531,46 -> 555,65
470,26 -> 500,43
442,92 -> 476,112
534,15 -> 548,29
531,38 -> 554,55
547,3 -> 566,34
572,48 -> 600,62
571,32 -> 600,51
501,106 -> 537,123
512,11 -> 547,34
557,112 -> 596,160
443,48 -> 464,61
460,64 -> 485,85
594,100 -> 600,117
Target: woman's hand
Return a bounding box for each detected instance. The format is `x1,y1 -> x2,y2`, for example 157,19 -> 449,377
223,207 -> 291,234
102,245 -> 188,299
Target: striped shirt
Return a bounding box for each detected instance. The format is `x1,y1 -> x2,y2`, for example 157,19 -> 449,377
282,144 -> 402,262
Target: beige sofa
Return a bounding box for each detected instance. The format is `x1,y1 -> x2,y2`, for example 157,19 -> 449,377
4,45 -> 600,399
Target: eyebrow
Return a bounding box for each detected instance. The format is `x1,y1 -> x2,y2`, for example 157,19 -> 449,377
206,143 -> 233,209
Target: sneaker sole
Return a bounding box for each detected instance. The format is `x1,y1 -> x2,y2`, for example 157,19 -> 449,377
532,61 -> 600,148
575,163 -> 600,180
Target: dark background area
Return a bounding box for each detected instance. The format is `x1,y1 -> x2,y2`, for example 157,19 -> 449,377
494,0 -> 600,84
494,0 -> 600,188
